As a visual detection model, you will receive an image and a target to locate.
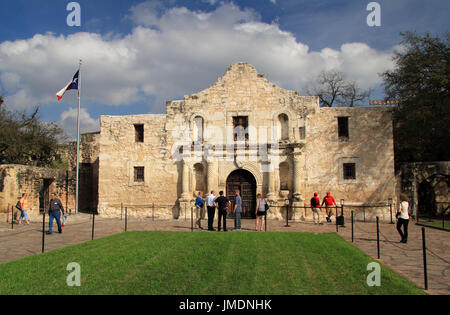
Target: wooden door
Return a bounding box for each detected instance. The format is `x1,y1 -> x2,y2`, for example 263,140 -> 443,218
226,170 -> 256,219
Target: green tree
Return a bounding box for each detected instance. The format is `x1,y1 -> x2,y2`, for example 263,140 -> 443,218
0,100 -> 66,167
381,31 -> 450,165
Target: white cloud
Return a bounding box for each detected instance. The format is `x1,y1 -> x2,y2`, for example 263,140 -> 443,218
59,107 -> 100,140
0,2 -> 394,117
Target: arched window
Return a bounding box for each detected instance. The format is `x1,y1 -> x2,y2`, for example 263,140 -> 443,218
278,114 -> 289,141
193,116 -> 204,143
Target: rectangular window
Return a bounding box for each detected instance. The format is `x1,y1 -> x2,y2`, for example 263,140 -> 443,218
233,116 -> 249,141
134,167 -> 145,182
134,124 -> 144,143
299,127 -> 306,140
338,117 -> 349,139
343,163 -> 356,180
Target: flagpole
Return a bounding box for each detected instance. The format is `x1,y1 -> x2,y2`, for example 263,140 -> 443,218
75,59 -> 82,215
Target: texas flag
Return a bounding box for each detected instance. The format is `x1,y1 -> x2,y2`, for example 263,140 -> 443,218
56,70 -> 79,101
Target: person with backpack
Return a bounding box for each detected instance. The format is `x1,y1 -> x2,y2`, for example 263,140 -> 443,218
310,192 -> 322,224
18,193 -> 30,225
396,194 -> 410,244
47,193 -> 64,234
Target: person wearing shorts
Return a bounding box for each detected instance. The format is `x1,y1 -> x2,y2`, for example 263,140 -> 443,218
255,193 -> 267,231
19,193 -> 30,225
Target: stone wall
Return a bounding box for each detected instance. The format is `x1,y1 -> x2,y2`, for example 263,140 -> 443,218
0,165 -> 75,221
399,161 -> 449,218
97,63 -> 396,221
79,132 -> 100,212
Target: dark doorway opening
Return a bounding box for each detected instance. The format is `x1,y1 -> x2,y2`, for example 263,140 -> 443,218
39,179 -> 54,213
418,180 -> 437,219
226,169 -> 257,219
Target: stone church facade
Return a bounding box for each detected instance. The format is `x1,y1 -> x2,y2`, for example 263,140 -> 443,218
97,63 -> 396,221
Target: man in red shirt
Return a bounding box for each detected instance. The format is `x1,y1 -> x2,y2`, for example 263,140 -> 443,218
321,192 -> 337,223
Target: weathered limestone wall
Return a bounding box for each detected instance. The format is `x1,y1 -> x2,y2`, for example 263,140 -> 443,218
0,165 -> 75,221
98,114 -> 180,218
301,107 -> 396,221
79,132 -> 100,212
399,161 -> 449,217
97,63 -> 396,222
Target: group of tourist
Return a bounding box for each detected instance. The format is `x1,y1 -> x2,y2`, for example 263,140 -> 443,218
14,192 -> 66,235
194,190 -> 269,232
195,189 -> 410,243
310,191 -> 411,243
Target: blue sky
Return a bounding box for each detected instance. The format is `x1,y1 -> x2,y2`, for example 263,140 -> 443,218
0,0 -> 448,138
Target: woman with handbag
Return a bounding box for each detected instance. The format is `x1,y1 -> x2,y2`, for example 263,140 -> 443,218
255,193 -> 267,231
396,194 -> 410,243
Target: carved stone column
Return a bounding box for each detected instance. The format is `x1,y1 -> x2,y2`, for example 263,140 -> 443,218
180,158 -> 190,200
265,161 -> 276,201
292,150 -> 303,202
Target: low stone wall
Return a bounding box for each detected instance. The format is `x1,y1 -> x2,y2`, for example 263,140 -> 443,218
0,165 -> 75,222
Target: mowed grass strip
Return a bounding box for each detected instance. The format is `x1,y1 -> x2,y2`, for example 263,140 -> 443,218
0,231 -> 425,295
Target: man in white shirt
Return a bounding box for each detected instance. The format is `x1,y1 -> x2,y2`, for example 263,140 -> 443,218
206,191 -> 217,231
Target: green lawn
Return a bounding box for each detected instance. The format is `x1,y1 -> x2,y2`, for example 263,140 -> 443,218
419,221 -> 450,230
0,231 -> 425,295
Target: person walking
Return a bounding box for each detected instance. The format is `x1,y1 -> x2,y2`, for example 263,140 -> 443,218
206,191 -> 217,231
396,194 -> 410,243
255,193 -> 267,231
195,191 -> 205,230
233,190 -> 242,231
18,193 -> 31,225
310,192 -> 322,224
47,193 -> 64,234
321,191 -> 337,223
215,191 -> 230,232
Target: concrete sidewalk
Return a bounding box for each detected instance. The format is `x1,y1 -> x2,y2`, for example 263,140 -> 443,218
0,213 -> 448,294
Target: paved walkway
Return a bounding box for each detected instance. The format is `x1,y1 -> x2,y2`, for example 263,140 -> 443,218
0,214 -> 448,294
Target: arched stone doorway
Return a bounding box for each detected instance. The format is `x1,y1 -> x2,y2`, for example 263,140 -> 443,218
226,169 -> 257,219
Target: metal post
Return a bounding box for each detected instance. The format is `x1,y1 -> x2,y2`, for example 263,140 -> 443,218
152,203 -> 155,221
336,207 -> 338,232
7,203 -> 10,223
42,212 -> 46,253
422,227 -> 428,290
376,217 -> 380,259
125,207 -> 128,232
265,212 -> 267,232
91,211 -> 95,240
11,205 -> 14,230
191,205 -> 193,232
351,211 -> 354,243
121,203 -> 123,221
284,200 -> 290,227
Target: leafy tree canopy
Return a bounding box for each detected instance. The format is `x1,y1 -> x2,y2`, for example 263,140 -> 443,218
0,100 -> 67,167
381,31 -> 450,164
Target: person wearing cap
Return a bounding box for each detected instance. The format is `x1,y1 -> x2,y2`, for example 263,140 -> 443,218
310,192 -> 322,224
321,191 -> 337,223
